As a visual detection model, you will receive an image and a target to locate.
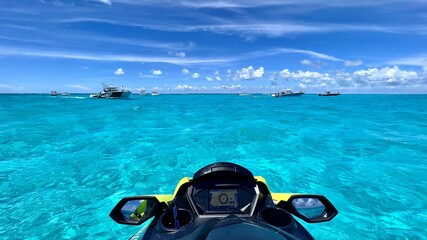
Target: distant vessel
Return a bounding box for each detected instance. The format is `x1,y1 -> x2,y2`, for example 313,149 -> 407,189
139,90 -> 150,96
237,92 -> 250,96
272,89 -> 304,97
318,91 -> 340,96
151,91 -> 160,96
61,92 -> 70,96
90,84 -> 132,99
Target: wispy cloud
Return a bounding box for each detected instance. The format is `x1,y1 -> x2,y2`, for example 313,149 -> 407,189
139,73 -> 159,78
111,0 -> 424,9
301,59 -> 326,68
280,49 -> 342,61
198,23 -> 400,37
96,0 -> 112,5
243,48 -> 343,62
92,21 -> 401,37
57,16 -> 413,39
245,48 -> 366,67
388,55 -> 427,67
78,34 -> 191,51
344,60 -> 364,67
0,45 -> 371,71
168,51 -> 186,58
0,47 -> 232,65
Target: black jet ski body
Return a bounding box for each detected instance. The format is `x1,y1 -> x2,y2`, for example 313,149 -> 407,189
110,162 -> 338,240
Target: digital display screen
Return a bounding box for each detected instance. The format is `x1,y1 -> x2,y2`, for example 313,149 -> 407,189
209,189 -> 239,211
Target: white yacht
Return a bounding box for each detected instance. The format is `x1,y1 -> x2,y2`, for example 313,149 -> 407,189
318,91 -> 340,96
90,84 -> 132,99
272,89 -> 304,97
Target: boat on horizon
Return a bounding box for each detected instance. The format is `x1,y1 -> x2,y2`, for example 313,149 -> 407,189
237,92 -> 250,96
50,91 -> 58,96
139,90 -> 150,96
272,89 -> 304,97
318,91 -> 340,96
151,91 -> 160,96
90,84 -> 132,99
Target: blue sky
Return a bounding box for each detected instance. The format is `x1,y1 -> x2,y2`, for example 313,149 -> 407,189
0,0 -> 426,93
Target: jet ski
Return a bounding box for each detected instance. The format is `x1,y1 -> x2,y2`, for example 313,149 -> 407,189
110,162 -> 338,239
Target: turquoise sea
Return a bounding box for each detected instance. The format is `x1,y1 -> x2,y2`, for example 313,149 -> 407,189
0,94 -> 426,239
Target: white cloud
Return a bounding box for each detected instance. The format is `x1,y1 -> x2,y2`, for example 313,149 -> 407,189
237,66 -> 264,80
176,84 -> 197,90
238,67 -> 251,80
213,70 -> 220,75
67,84 -> 91,90
274,66 -> 424,91
301,59 -> 326,68
352,66 -> 418,86
175,51 -> 186,58
206,77 -> 214,81
114,68 -> 124,75
301,59 -> 312,66
192,72 -> 200,78
216,76 -> 222,81
97,0 -> 112,5
211,84 -> 244,90
344,60 -> 363,66
139,72 -> 160,78
152,70 -> 162,75
182,68 -> 190,75
253,67 -> 264,78
279,69 -> 331,81
169,51 -> 186,57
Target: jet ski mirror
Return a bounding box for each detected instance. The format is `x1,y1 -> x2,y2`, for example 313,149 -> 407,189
110,196 -> 160,225
285,194 -> 338,223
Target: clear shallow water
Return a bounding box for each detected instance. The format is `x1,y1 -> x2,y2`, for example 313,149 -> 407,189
0,94 -> 426,239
